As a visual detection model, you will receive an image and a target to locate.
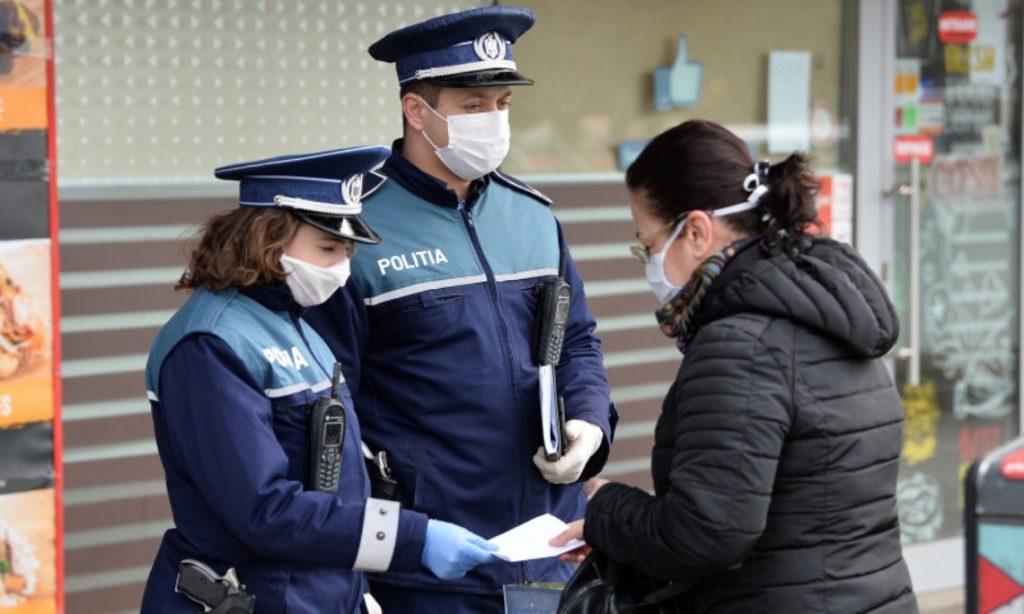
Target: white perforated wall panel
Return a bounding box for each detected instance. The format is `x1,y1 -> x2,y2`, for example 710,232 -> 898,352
53,0 -> 485,183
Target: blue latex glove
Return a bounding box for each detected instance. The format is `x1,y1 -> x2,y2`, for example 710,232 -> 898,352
421,519 -> 499,580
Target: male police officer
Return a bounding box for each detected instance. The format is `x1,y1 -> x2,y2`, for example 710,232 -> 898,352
306,7 -> 616,612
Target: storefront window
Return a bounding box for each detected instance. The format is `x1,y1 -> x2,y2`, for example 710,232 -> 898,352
504,0 -> 853,178
892,0 -> 1022,545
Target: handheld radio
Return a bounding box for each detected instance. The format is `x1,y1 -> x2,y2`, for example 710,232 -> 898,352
308,362 -> 345,492
533,251 -> 572,366
534,251 -> 571,461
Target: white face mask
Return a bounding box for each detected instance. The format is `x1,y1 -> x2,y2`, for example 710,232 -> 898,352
419,97 -> 511,181
645,218 -> 687,305
280,253 -> 351,307
642,199 -> 763,305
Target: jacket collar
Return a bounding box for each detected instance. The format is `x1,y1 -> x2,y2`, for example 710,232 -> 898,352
239,284 -> 303,315
383,138 -> 488,209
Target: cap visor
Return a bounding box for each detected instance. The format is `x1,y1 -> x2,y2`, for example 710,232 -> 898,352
296,212 -> 382,245
424,69 -> 534,88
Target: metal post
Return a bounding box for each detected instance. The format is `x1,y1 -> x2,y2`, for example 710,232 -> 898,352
908,156 -> 921,386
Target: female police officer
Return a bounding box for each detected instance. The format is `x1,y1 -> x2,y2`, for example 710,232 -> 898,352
140,146 -> 497,613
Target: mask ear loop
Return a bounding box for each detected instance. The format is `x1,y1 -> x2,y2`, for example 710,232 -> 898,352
417,95 -> 448,151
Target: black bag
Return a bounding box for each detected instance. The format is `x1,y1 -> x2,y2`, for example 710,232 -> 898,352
557,551 -> 693,614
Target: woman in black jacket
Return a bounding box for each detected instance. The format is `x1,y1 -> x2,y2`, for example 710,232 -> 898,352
554,120 -> 918,613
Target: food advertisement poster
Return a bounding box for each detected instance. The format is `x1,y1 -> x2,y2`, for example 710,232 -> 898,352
0,240 -> 52,428
0,490 -> 56,613
0,0 -> 61,611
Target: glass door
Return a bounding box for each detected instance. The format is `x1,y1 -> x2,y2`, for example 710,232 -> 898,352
864,0 -> 1023,593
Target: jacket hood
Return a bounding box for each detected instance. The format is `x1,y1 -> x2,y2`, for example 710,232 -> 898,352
697,237 -> 899,358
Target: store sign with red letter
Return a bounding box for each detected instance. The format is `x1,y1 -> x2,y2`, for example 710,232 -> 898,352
894,135 -> 934,164
937,11 -> 978,44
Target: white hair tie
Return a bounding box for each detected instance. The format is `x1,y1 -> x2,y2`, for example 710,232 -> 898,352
741,161 -> 772,222
712,161 -> 774,219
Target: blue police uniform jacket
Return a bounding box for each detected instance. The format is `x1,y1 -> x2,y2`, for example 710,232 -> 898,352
305,143 -> 618,594
141,285 -> 428,613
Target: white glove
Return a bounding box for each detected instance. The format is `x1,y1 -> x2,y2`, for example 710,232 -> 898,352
364,593 -> 382,614
533,420 -> 604,484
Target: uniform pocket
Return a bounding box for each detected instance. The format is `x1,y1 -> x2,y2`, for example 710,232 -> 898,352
269,399 -> 312,485
374,291 -> 465,319
369,292 -> 467,351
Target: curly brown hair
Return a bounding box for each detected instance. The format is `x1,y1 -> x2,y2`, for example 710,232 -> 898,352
176,208 -> 301,293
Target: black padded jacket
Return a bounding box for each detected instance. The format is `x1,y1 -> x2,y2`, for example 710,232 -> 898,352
584,237 -> 918,613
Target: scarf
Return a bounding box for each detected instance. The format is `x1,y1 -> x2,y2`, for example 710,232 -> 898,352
655,244 -> 739,354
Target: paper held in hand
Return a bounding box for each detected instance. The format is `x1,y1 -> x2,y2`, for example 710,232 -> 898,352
489,513 -> 586,562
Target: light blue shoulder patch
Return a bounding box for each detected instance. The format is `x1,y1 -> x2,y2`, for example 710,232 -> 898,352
491,171 -> 553,207
146,288 -> 238,397
146,288 -> 337,401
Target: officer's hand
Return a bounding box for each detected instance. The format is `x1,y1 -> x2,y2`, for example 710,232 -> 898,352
532,420 -> 604,484
421,519 -> 498,580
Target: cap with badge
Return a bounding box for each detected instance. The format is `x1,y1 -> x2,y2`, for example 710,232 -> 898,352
369,6 -> 535,88
214,146 -> 389,244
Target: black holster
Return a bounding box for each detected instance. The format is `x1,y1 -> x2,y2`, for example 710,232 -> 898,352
208,595 -> 256,614
362,442 -> 399,500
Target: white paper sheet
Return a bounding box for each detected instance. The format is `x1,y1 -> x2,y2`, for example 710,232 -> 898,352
489,513 -> 586,562
538,364 -> 559,457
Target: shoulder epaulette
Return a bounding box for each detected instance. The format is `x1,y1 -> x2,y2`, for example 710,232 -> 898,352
491,170 -> 553,207
361,170 -> 388,202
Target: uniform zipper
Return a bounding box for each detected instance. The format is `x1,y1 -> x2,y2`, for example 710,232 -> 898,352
459,205 -> 532,584
460,207 -> 521,389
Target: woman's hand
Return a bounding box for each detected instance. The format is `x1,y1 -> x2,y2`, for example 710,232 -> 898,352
584,477 -> 610,500
550,519 -> 591,564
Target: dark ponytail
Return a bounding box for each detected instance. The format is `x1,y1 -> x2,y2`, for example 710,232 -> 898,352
756,152 -> 820,241
625,119 -> 819,242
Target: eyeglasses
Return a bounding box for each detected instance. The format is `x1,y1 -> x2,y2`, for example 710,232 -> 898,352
629,213 -> 687,264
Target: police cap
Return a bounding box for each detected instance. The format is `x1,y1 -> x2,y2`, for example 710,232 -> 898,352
368,6 -> 535,88
214,146 -> 389,244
